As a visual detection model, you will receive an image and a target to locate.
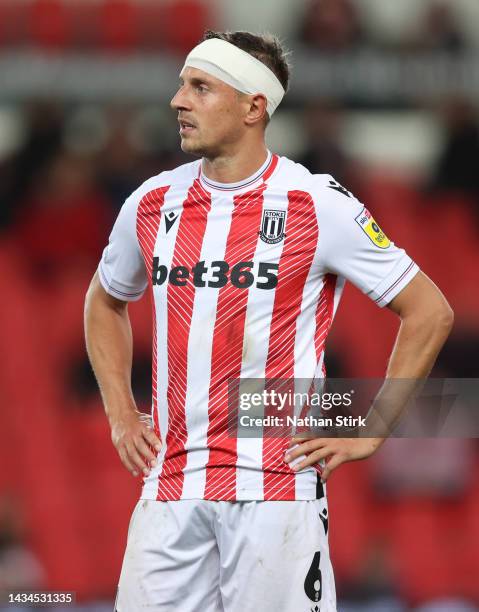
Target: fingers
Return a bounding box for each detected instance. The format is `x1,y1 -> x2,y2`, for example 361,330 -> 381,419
118,447 -> 140,477
283,437 -> 376,481
321,454 -> 345,482
283,437 -> 346,479
284,438 -> 327,463
288,447 -> 331,472
134,436 -> 158,468
125,442 -> 151,476
111,413 -> 162,478
118,436 -> 158,478
126,422 -> 161,476
142,426 -> 162,453
290,435 -> 314,445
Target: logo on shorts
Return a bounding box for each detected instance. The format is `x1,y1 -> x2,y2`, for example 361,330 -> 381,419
319,508 -> 328,535
355,207 -> 391,249
259,209 -> 286,244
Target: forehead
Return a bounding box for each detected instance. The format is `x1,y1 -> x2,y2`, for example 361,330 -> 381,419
179,66 -> 231,91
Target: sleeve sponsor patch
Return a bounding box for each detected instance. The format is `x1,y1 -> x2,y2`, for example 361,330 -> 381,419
354,207 -> 391,249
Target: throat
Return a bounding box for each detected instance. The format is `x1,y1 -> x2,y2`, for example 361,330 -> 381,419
202,148 -> 270,185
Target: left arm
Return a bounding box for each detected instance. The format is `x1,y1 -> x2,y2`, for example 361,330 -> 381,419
284,271 -> 454,481
382,270 -> 454,378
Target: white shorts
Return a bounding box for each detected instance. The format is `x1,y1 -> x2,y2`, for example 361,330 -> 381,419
115,498 -> 336,612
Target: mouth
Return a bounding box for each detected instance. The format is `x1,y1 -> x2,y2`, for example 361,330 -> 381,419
178,119 -> 197,135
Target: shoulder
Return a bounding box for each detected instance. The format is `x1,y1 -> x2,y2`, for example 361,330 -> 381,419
272,157 -> 364,228
272,156 -> 343,199
278,157 -> 364,229
271,156 -> 315,189
125,160 -> 200,210
296,165 -> 363,218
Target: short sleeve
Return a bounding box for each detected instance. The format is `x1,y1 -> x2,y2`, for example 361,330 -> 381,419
98,194 -> 148,302
314,177 -> 419,307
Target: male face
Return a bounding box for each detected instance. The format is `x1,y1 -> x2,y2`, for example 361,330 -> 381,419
170,66 -> 249,158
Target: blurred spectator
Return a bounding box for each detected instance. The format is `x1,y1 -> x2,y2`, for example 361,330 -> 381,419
432,328 -> 479,378
0,495 -> 45,591
12,151 -> 112,282
341,599 -> 404,612
408,2 -> 467,54
97,106 -> 188,209
429,99 -> 479,207
415,600 -> 478,612
97,107 -> 144,208
340,538 -> 403,612
298,0 -> 365,52
0,102 -> 64,230
371,439 -> 476,497
68,351 -> 152,411
298,101 -> 351,186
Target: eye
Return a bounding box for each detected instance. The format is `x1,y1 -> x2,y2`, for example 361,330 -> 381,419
196,83 -> 208,93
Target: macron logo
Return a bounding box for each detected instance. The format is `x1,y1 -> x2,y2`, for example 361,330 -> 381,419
165,211 -> 179,234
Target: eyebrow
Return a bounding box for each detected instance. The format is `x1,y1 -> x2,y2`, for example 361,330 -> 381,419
179,76 -> 214,88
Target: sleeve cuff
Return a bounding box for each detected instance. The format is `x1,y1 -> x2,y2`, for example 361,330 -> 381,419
368,257 -> 420,308
98,261 -> 147,302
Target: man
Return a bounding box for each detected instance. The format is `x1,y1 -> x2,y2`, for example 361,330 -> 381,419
84,30 -> 453,612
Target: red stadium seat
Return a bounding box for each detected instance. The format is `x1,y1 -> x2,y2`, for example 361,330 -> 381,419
29,0 -> 70,50
67,2 -> 101,49
0,1 -> 30,47
327,462 -> 373,582
137,2 -> 167,51
99,0 -> 138,52
162,0 -> 212,53
0,249 -> 91,595
385,496 -> 479,604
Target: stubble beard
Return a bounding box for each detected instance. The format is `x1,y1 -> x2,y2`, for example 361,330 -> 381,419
180,136 -> 219,159
180,136 -> 204,157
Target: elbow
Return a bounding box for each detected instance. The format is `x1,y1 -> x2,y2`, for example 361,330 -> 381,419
402,300 -> 454,338
438,302 -> 454,335
427,302 -> 454,340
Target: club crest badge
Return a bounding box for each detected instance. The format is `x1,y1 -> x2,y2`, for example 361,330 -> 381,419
259,209 -> 286,244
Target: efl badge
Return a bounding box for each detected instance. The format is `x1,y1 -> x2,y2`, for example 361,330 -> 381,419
355,207 -> 391,249
259,209 -> 286,244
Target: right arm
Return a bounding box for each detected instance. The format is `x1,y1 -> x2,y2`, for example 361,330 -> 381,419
84,271 -> 161,478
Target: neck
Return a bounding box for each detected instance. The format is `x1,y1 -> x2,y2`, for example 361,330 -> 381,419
201,141 -> 269,184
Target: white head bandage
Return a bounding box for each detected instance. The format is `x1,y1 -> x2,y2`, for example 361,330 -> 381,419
182,38 -> 285,117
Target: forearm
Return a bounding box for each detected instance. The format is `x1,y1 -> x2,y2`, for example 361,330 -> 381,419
84,276 -> 137,424
365,305 -> 454,440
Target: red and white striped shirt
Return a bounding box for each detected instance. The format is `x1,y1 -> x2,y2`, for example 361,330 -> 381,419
98,152 -> 419,501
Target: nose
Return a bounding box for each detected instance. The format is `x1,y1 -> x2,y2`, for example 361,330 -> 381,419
170,87 -> 191,112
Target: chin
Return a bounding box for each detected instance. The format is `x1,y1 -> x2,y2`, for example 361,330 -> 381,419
180,139 -> 204,156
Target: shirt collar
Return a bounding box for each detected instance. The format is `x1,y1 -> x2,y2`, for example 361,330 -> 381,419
199,151 -> 274,193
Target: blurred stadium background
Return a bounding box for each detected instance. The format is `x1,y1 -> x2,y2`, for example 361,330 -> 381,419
0,0 -> 478,610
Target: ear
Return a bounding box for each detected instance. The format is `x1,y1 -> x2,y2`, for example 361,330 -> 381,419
244,94 -> 268,126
